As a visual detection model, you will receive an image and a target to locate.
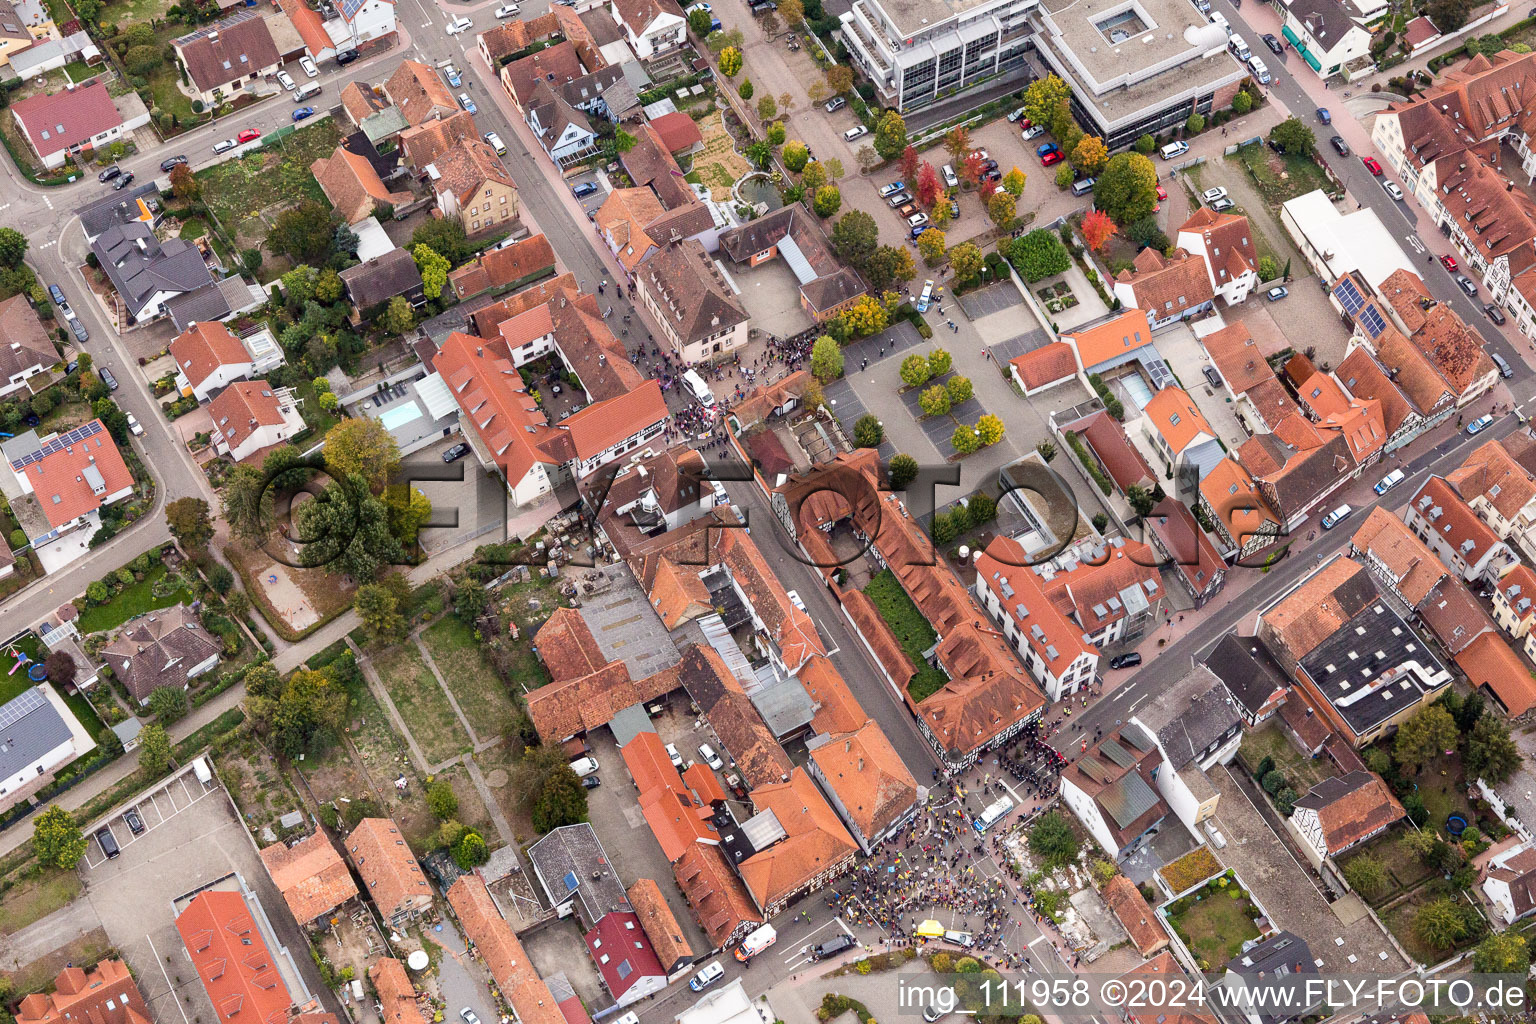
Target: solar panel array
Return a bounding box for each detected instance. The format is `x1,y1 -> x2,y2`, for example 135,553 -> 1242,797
8,421 -> 101,471
1335,277 -> 1366,316
0,687 -> 46,730
1358,303 -> 1388,338
341,0 -> 366,22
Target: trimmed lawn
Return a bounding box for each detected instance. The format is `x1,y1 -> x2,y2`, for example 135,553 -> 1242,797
1166,886 -> 1261,970
0,637 -> 110,740
75,565 -> 194,634
62,61 -> 95,83
371,642 -> 469,764
0,868 -> 81,935
293,377 -> 340,440
1380,880 -> 1480,965
864,568 -> 949,701
1337,824 -> 1437,903
421,616 -> 517,721
1412,758 -> 1474,832
195,120 -> 341,240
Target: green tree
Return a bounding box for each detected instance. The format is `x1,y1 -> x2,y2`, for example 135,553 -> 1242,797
901,353 -> 932,388
1028,811 -> 1079,867
1094,153 -> 1160,224
1036,440 -> 1057,463
206,563 -> 234,595
452,830 -> 489,868
139,722 -> 172,775
688,7 -> 712,34
244,666 -> 349,758
1126,484 -> 1158,517
1453,691 -> 1486,732
853,415 -> 883,448
738,78 -> 754,100
1414,897 -> 1469,950
949,241 -> 984,283
1269,116 -> 1316,156
355,577 -> 408,641
830,210 -> 878,272
294,480 -> 402,584
1232,90 -> 1254,114
778,0 -> 803,24
826,64 -> 853,94
124,43 -> 162,74
813,185 -> 842,217
221,464 -> 270,542
1473,933 -> 1530,974
454,580 -> 487,622
0,227 -> 27,268
927,349 -> 953,376
413,245 -> 450,300
149,685 -> 189,723
889,454 -> 918,489
165,496 -> 213,551
952,425 -> 980,455
783,140 -> 809,172
873,110 -> 908,161
919,385 -> 951,417
1009,230 -> 1071,282
323,418 -> 400,491
268,200 -> 338,264
1072,136 -> 1109,176
1023,75 -> 1072,135
32,807 -> 88,869
810,335 -> 843,381
1394,703 -> 1457,775
917,229 -> 947,266
867,245 -> 916,291
1464,714 -> 1521,783
377,296 -> 414,335
1134,134 -> 1157,153
987,191 -> 1017,230
946,375 -> 973,405
1185,112 -> 1206,134
801,160 -> 827,192
719,46 -> 743,76
427,779 -> 459,819
1342,855 -> 1389,900
522,746 -> 589,832
767,122 -> 786,147
1055,165 -> 1074,189
411,219 -> 473,266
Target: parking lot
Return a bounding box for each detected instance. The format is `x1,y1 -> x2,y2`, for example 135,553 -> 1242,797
78,766 -> 335,1024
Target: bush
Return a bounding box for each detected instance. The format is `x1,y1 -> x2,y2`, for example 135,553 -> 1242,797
1261,769 -> 1286,795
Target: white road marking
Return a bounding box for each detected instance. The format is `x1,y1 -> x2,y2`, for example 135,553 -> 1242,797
1406,235 -> 1425,254
1028,934 -> 1048,948
1129,692 -> 1149,712
147,933 -> 192,1024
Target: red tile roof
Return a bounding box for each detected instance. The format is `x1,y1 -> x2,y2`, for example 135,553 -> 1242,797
1348,507 -> 1445,606
175,890 -> 294,1024
648,111 -> 703,153
209,381 -> 287,454
259,832 -> 358,925
1409,475 -> 1503,566
16,962 -> 150,1024
626,879 -> 693,971
1199,456 -> 1279,550
1103,874 -> 1169,956
808,720 -> 917,845
1200,322 -> 1272,394
19,419 -> 132,530
1114,248 -> 1214,318
447,876 -> 567,1024
171,320 -> 249,391
1293,770 -> 1405,853
672,843 -> 760,946
1064,309 -> 1154,370
738,768 -> 857,909
1145,498 -> 1224,598
1010,342 -> 1077,391
561,379 -> 668,462
584,912 -> 665,998
10,80 -> 122,159
622,729 -> 719,862
384,58 -> 458,125
1144,386 -> 1213,454
369,959 -> 425,1024
1457,631 -> 1536,716
346,818 -> 432,922
535,607 -> 608,682
1074,411 -> 1155,492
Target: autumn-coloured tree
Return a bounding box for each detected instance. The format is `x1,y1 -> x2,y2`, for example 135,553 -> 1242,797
962,152 -> 986,186
1081,209 -> 1117,252
900,145 -> 920,183
916,162 -> 943,208
826,65 -> 853,94
1072,135 -> 1110,176
929,199 -> 953,229
917,229 -> 948,266
987,190 -> 1017,229
944,126 -> 971,163
1001,167 -> 1026,197
980,177 -> 998,202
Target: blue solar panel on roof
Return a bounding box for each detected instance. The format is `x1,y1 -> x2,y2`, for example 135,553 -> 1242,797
341,0 -> 366,21
1335,278 -> 1366,316
9,421 -> 101,471
1360,306 -> 1387,338
0,687 -> 46,730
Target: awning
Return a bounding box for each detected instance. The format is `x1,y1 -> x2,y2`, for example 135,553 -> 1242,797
1281,25 -> 1323,70
916,920 -> 945,938
1281,24 -> 1301,46
1303,47 -> 1322,71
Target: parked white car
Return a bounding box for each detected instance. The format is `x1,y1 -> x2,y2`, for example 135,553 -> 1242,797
276,69 -> 296,90
446,15 -> 473,32
298,56 -> 318,77
494,3 -> 520,15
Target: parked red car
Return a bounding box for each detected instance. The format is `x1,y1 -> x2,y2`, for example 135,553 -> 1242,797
236,128 -> 261,143
1440,254 -> 1458,271
1362,156 -> 1383,175
1041,150 -> 1065,166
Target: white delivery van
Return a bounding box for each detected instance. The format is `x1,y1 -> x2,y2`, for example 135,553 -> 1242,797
735,923 -> 777,961
295,81 -> 322,102
683,368 -> 717,408
569,756 -> 600,777
1228,33 -> 1251,60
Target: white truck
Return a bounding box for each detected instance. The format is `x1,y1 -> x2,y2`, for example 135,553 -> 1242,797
734,923 -> 777,962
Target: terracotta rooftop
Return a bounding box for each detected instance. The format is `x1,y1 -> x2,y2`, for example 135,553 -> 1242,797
1200,322 -> 1273,394
16,962 -> 150,1024
1114,248 -> 1214,321
1448,438 -> 1536,523
171,320 -> 249,391
738,768 -> 857,909
1457,630 -> 1536,716
1102,874 -> 1169,957
1293,770 -> 1405,853
1144,386 -> 1213,454
808,720 -> 917,845
1408,475 -> 1503,567
259,832 -> 358,926
370,959 -> 425,1024
1348,507 -> 1446,606
625,878 -> 693,971
175,890 -> 293,1024
1010,342 -> 1078,391
1063,309 -> 1154,370
672,842 -> 760,946
346,818 -> 432,921
447,876 -> 567,1024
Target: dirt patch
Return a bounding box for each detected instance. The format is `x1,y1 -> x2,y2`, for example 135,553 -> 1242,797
217,735 -> 305,839
5,927 -> 111,995
693,112 -> 751,201
226,540 -> 355,640
0,870 -> 82,936
485,769 -> 508,788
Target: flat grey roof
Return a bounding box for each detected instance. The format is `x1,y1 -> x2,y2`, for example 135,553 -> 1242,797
574,564 -> 682,680
0,687 -> 72,781
867,0 -> 1009,38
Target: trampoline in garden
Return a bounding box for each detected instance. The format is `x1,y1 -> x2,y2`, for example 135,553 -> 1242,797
26,663 -> 45,681
1446,814 -> 1468,838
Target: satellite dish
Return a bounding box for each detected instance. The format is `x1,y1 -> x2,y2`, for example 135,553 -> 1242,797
407,950 -> 430,971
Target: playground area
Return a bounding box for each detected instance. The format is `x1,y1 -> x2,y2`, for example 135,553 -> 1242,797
226,540 -> 355,640
0,634 -> 108,738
